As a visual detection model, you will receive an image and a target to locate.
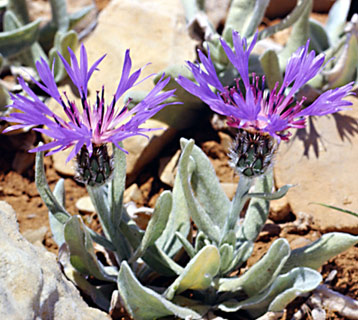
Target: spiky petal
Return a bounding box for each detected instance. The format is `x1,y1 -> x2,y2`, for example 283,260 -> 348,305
2,44 -> 178,164
176,30 -> 353,143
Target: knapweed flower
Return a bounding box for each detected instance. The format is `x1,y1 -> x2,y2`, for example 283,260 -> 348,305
176,31 -> 353,177
2,44 -> 177,185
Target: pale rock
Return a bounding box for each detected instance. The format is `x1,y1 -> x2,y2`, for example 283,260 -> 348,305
269,196 -> 291,222
220,182 -> 237,200
123,183 -> 143,204
76,196 -> 95,214
159,149 -> 181,187
274,96 -> 358,234
0,201 -> 109,320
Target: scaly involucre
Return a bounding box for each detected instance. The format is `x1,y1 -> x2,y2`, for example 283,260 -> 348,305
3,44 -> 176,161
176,30 -> 353,142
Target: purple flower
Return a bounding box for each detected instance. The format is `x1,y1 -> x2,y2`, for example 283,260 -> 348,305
3,44 -> 177,162
176,31 -> 353,142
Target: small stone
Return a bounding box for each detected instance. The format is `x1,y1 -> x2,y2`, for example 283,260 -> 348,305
159,150 -> 181,187
52,148 -> 75,177
22,226 -> 48,246
269,197 -> 291,222
289,237 -> 313,250
220,182 -> 237,200
76,196 -> 95,214
218,131 -> 232,152
123,184 -> 144,204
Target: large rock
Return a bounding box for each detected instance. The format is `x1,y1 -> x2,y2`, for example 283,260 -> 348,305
274,96 -> 358,233
0,201 -> 109,320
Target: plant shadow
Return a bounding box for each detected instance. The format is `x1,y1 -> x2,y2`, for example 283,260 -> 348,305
289,113 -> 358,158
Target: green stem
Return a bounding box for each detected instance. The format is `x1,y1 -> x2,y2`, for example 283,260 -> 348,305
222,175 -> 253,238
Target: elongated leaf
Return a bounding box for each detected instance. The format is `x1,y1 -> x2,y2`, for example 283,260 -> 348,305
312,202 -> 358,218
119,219 -> 183,276
223,0 -> 269,41
180,138 -> 230,230
178,139 -> 221,242
155,153 -> 191,257
49,0 -> 69,31
117,261 -> 201,320
49,179 -> 66,246
278,0 -> 313,69
7,0 -> 30,24
237,171 -> 273,242
108,144 -> 126,233
226,240 -> 254,271
219,267 -> 322,318
260,49 -> 283,90
35,150 -> 70,223
258,0 -> 312,40
64,215 -> 116,282
165,245 -> 221,300
0,18 -> 41,58
247,184 -> 293,200
217,239 -> 290,295
175,231 -> 196,258
59,244 -> 113,311
281,232 -> 358,273
131,191 -> 172,261
219,243 -> 234,273
325,0 -> 351,45
309,18 -> 329,53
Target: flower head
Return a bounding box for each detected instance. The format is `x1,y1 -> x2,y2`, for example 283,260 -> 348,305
3,44 -> 176,162
176,30 -> 353,143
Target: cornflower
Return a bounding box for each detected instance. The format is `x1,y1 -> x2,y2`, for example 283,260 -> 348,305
176,31 -> 353,177
3,44 -> 177,185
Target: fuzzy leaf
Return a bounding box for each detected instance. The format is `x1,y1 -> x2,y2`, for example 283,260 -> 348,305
0,18 -> 41,58
64,215 -> 116,282
278,0 -> 313,70
49,0 -> 69,31
217,239 -> 291,295
181,137 -> 230,230
325,0 -> 351,45
309,18 -> 329,53
175,231 -> 196,258
322,32 -> 358,89
219,243 -> 234,273
247,184 -> 293,200
237,171 -> 273,242
155,155 -> 192,257
219,267 -> 322,318
7,0 -> 30,24
117,261 -> 201,320
59,244 -> 114,311
178,139 -> 221,242
259,49 -> 283,90
108,144 -> 126,230
48,179 -> 66,246
165,245 -> 221,300
226,240 -> 254,271
281,232 -> 358,273
131,191 -> 172,261
223,0 -> 270,40
35,150 -> 70,223
258,0 -> 312,40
